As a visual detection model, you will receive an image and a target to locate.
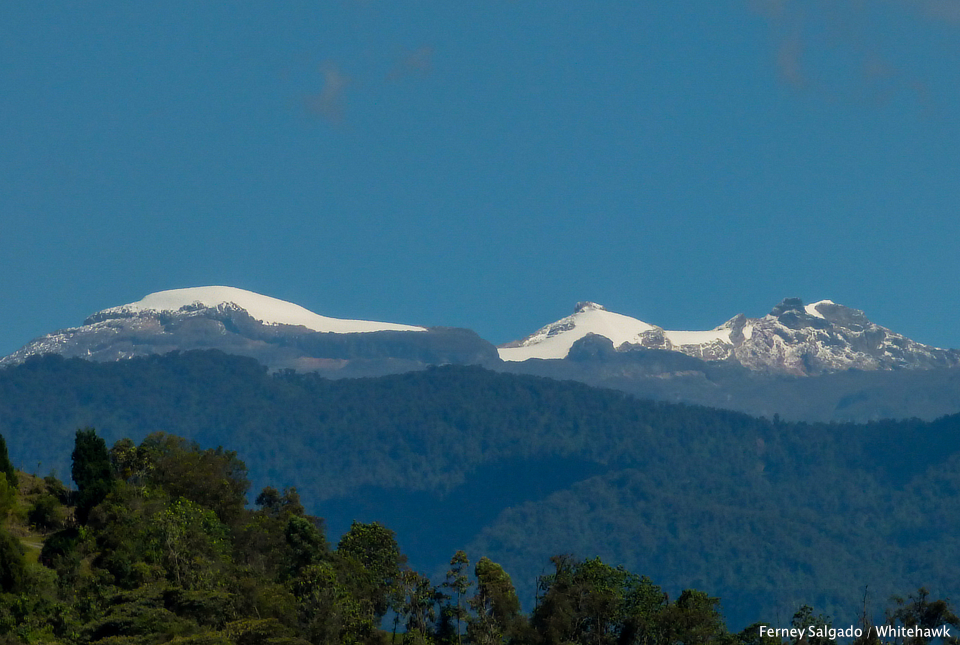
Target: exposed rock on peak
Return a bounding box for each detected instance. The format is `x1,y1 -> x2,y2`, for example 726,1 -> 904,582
768,297 -> 831,331
813,301 -> 871,330
500,298 -> 960,376
574,302 -> 607,313
769,297 -> 807,317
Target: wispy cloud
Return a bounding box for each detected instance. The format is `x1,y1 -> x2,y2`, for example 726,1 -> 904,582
303,62 -> 351,123
387,46 -> 434,81
750,0 -> 951,110
296,44 -> 435,124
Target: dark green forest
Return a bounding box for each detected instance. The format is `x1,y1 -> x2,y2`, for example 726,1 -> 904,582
2,352 -> 960,628
1,429 -> 958,645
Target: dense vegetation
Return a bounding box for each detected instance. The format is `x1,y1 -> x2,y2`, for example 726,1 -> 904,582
1,429 -> 957,645
2,352 -> 960,627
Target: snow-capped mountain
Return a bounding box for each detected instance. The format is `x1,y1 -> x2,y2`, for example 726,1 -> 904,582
500,298 -> 960,376
88,286 -> 426,334
5,289 -> 959,379
1,287 -> 497,372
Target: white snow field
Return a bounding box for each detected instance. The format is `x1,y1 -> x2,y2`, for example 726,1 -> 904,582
498,302 -> 659,362
101,286 -> 426,334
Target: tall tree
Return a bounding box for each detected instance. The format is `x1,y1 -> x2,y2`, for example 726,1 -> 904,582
0,432 -> 16,488
397,570 -> 441,645
71,427 -> 113,524
533,555 -> 686,645
0,526 -> 27,594
439,551 -> 472,645
468,556 -> 524,645
658,589 -> 728,645
284,515 -> 329,579
337,521 -> 406,620
534,555 -> 635,645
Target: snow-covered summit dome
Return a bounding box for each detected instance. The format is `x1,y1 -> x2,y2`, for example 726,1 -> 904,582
498,302 -> 659,362
95,286 -> 426,334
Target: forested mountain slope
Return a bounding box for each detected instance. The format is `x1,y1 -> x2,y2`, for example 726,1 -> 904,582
2,351 -> 959,628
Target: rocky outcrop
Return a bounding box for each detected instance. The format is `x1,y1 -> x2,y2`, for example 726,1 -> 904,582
500,298 -> 960,376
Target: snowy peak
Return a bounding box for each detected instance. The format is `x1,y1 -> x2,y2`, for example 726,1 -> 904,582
500,298 -> 960,375
498,302 -> 658,362
5,291 -> 958,377
0,286 -> 445,370
498,302 -> 736,364
87,286 -> 425,334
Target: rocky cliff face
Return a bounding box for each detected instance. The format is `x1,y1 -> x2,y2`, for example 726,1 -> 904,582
726,298 -> 960,375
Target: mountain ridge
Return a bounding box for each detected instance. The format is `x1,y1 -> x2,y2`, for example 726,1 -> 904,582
1,286 -> 495,372
500,296 -> 960,376
84,286 -> 426,333
3,287 -> 959,381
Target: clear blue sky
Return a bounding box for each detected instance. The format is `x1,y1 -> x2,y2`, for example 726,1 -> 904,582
3,1 -> 960,356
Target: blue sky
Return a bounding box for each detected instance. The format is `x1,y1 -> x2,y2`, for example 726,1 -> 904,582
3,1 -> 960,356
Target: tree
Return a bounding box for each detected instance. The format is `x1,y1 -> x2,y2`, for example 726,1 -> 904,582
337,521 -> 406,620
284,515 -> 329,578
235,487 -> 315,579
886,588 -> 960,645
137,432 -> 249,525
658,589 -> 728,645
27,492 -> 64,532
534,555 -> 644,645
396,570 -> 442,645
468,556 -> 523,645
0,473 -> 16,522
438,551 -> 472,645
615,572 -> 669,645
0,525 -> 27,594
110,437 -> 154,494
149,497 -> 230,590
737,623 -> 784,645
256,486 -> 306,520
852,587 -> 881,645
72,427 -> 114,524
292,561 -> 375,645
789,606 -> 835,645
0,432 -> 17,488
531,557 -> 719,645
